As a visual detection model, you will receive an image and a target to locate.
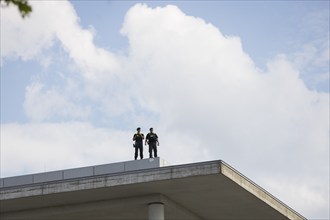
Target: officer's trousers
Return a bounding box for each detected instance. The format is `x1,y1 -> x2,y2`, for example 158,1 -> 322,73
148,142 -> 157,158
134,144 -> 143,160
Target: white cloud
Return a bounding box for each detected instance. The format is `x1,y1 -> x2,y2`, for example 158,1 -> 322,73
0,122 -> 131,177
260,177 -> 329,219
1,2 -> 328,219
1,1 -> 119,79
24,81 -> 90,121
291,8 -> 330,91
49,1 -> 120,80
1,0 -> 122,121
1,2 -> 55,62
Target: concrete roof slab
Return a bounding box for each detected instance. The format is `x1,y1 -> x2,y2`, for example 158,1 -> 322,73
0,159 -> 305,220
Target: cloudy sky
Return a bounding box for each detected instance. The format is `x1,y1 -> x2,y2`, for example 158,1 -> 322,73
1,1 -> 329,219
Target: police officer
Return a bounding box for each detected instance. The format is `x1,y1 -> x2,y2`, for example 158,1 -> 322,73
133,127 -> 144,160
145,128 -> 159,158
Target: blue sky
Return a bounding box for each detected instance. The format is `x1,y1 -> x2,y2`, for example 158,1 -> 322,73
1,1 -> 329,219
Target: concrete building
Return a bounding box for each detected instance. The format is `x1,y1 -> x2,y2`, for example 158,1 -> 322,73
0,158 -> 306,220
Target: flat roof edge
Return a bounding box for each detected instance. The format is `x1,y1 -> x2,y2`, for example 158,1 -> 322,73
0,159 -> 222,190
220,161 -> 306,220
0,160 -> 221,200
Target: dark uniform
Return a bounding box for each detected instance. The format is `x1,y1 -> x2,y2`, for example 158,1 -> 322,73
133,128 -> 144,160
145,128 -> 159,158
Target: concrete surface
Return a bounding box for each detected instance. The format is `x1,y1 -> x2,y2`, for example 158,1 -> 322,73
0,159 -> 306,220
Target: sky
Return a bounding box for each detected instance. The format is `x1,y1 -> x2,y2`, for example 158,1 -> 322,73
0,0 -> 329,219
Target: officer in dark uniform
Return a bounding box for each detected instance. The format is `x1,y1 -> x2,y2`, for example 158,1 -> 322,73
145,128 -> 159,158
133,127 -> 144,160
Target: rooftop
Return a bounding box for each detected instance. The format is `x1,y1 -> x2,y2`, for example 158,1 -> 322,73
0,159 -> 306,219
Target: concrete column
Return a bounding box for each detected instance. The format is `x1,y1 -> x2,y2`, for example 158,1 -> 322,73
148,202 -> 164,220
